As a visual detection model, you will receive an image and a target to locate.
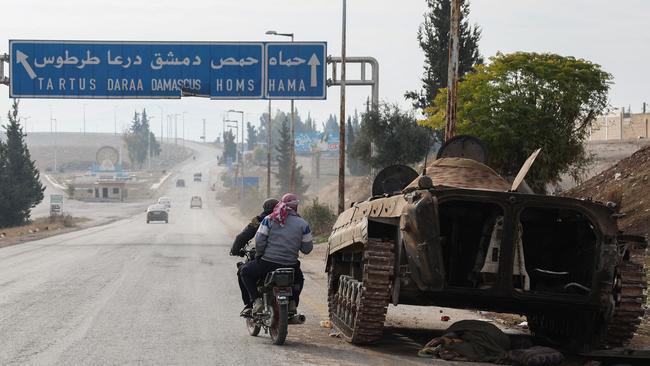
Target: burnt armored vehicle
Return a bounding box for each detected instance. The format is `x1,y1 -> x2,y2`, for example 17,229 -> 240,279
326,136 -> 646,349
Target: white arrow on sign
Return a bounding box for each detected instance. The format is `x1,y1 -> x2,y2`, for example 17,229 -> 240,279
16,50 -> 37,80
308,53 -> 320,87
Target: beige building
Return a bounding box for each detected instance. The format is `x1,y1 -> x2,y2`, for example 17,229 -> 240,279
590,110 -> 650,141
72,181 -> 127,202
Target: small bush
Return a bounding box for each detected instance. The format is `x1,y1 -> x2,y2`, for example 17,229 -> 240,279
301,198 -> 337,237
66,183 -> 75,198
252,146 -> 266,165
239,188 -> 265,218
63,214 -> 74,227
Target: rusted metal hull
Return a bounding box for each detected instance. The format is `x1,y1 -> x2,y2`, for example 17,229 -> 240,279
326,159 -> 646,348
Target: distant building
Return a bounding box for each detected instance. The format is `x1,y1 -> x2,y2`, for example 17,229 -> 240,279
72,180 -> 127,202
590,108 -> 650,141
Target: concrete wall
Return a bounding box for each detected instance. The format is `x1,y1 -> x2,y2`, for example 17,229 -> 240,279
591,112 -> 650,141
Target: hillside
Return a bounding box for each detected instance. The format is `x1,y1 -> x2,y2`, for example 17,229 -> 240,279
569,144 -> 650,238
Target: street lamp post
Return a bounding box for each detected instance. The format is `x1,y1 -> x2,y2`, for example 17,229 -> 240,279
22,116 -> 31,134
83,104 -> 87,135
182,111 -> 187,147
51,117 -> 58,172
113,106 -> 118,136
148,115 -> 156,170
266,30 -> 296,193
228,110 -> 245,200
155,106 -> 163,144
267,101 -> 272,197
174,114 -> 180,145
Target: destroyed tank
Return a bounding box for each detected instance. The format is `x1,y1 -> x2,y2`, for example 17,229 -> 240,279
326,136 -> 647,350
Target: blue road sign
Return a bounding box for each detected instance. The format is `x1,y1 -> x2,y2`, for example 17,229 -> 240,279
9,40 -> 327,100
265,42 -> 326,99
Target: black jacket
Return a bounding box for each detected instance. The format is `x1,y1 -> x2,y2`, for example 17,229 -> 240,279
230,212 -> 267,256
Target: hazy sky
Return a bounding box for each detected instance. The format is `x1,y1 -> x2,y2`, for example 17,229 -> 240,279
0,0 -> 648,142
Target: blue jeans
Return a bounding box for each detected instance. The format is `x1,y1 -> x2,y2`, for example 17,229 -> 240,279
239,258 -> 304,307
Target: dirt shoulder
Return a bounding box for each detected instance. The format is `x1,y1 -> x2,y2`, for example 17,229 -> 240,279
0,216 -> 89,249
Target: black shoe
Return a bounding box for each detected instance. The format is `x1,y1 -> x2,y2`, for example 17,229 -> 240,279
240,306 -> 252,318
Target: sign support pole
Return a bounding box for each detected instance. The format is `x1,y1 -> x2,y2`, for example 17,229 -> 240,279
289,33 -> 296,194
338,0 -> 347,214
267,100 -> 272,197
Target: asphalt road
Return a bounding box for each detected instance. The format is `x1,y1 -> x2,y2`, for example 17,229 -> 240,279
0,142 -> 502,366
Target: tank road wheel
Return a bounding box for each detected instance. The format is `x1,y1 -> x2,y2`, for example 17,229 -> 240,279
528,260 -> 647,349
328,239 -> 394,344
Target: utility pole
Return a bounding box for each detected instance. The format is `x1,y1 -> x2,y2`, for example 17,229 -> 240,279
265,30 -> 296,193
156,106 -> 163,144
167,114 -> 172,144
147,116 -> 154,170
22,116 -> 31,134
445,0 -> 461,141
228,110 -> 245,199
620,107 -> 624,140
202,118 -> 206,143
267,100 -> 272,197
174,114 -> 179,145
51,117 -> 58,172
182,111 -> 187,147
338,0 -> 347,214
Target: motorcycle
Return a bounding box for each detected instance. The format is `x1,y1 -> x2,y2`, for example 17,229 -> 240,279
237,247 -> 306,345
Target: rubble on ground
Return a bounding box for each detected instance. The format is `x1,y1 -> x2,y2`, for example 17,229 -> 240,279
568,144 -> 650,238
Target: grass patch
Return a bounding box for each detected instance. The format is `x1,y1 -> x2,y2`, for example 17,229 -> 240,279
0,215 -> 87,240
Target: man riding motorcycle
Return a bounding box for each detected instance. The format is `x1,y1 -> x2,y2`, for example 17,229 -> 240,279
239,193 -> 313,316
230,198 -> 279,308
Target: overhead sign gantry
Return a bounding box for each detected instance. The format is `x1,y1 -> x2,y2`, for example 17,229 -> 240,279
8,40 -> 327,100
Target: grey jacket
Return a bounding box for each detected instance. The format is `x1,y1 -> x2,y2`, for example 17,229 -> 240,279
255,213 -> 313,265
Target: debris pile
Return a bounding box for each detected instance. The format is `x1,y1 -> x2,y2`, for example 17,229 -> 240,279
418,320 -> 563,365
569,144 -> 650,238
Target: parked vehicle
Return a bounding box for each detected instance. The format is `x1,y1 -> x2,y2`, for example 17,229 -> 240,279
238,246 -> 305,345
193,172 -> 202,182
146,204 -> 168,224
176,179 -> 185,187
190,196 -> 202,209
157,197 -> 171,209
326,136 -> 646,350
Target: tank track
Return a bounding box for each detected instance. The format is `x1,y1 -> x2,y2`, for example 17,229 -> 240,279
528,259 -> 647,349
601,260 -> 647,347
328,239 -> 394,344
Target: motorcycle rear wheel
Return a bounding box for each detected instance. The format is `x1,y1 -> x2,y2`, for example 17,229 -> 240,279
246,318 -> 261,336
269,302 -> 288,345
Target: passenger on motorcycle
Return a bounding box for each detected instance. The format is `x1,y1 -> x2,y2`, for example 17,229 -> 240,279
239,193 -> 313,316
230,198 -> 279,308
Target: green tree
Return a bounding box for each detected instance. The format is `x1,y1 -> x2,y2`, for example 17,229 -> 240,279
323,114 -> 338,133
123,109 -> 160,168
351,103 -> 433,170
275,118 -> 308,196
421,52 -> 612,192
346,118 -> 368,175
246,122 -> 258,150
222,130 -> 237,163
66,183 -> 75,198
405,0 -> 482,111
1,99 -> 45,227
